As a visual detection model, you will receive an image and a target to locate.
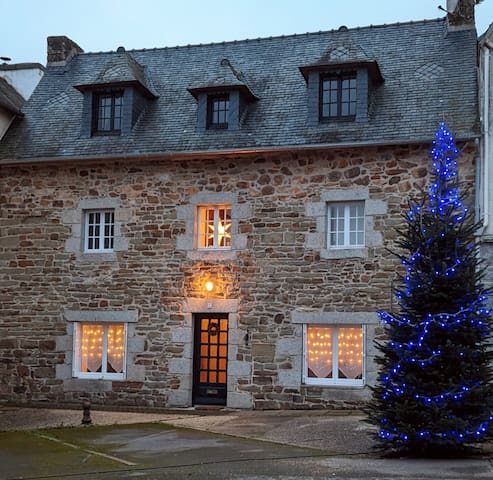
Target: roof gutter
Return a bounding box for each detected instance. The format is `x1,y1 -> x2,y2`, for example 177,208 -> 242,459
0,134 -> 480,168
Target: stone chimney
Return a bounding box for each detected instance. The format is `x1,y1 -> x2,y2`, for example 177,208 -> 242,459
446,0 -> 476,31
47,36 -> 83,66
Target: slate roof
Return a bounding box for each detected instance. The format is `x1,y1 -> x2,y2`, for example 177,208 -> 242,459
0,18 -> 479,163
0,77 -> 24,115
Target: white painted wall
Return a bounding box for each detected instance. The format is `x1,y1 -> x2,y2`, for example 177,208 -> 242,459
1,65 -> 44,100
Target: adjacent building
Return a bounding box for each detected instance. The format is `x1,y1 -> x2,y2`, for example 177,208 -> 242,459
479,23 -> 493,292
0,62 -> 44,140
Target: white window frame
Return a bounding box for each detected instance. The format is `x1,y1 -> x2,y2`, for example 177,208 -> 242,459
73,322 -> 127,380
327,201 -> 365,249
84,209 -> 115,253
303,324 -> 365,387
196,204 -> 232,250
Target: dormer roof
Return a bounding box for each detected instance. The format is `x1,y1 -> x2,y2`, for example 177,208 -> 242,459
74,50 -> 158,98
299,39 -> 384,84
187,58 -> 258,101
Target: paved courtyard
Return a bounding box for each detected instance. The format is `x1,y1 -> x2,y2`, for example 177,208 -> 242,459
0,407 -> 491,479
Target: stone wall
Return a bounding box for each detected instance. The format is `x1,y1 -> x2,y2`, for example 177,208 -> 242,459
0,144 -> 476,409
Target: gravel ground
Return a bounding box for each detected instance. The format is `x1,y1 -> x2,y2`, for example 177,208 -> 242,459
0,406 -> 189,431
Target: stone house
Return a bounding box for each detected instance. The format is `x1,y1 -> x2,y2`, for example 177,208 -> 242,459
0,2 -> 480,409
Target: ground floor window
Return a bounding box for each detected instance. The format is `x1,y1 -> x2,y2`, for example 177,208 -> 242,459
73,323 -> 126,379
304,325 -> 364,386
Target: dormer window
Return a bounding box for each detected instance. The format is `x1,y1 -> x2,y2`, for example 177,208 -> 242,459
74,49 -> 157,138
93,91 -> 123,134
299,48 -> 383,127
207,94 -> 230,129
320,73 -> 356,121
187,58 -> 258,133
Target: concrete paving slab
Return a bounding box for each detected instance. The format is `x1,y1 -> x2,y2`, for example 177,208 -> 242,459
0,423 -> 326,480
163,411 -> 374,454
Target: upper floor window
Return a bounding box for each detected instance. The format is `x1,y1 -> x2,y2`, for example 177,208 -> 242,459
197,205 -> 232,249
84,210 -> 115,252
320,74 -> 356,121
207,94 -> 230,129
328,202 -> 364,248
92,91 -> 123,134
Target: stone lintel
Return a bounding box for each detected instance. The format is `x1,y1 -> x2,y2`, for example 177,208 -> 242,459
183,298 -> 239,313
64,310 -> 138,323
291,311 -> 378,324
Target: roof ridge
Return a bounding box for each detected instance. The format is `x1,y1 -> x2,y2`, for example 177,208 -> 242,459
78,17 -> 445,57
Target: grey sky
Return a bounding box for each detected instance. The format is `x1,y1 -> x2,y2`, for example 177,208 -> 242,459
2,0 -> 492,65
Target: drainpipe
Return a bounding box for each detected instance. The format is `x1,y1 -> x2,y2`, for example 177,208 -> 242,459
481,40 -> 493,234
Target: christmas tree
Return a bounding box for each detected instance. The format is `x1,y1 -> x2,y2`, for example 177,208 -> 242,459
367,122 -> 493,456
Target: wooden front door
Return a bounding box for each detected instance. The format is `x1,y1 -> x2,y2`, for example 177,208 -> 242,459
193,313 -> 228,405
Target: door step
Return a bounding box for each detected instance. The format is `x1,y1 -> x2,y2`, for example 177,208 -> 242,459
194,405 -> 225,411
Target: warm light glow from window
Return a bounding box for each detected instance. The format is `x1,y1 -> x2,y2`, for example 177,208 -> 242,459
80,323 -> 124,375
198,205 -> 232,249
306,325 -> 363,382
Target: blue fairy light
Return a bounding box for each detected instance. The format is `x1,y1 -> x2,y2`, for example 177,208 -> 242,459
373,122 -> 493,451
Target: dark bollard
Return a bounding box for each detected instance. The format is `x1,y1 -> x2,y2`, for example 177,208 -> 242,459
81,399 -> 92,425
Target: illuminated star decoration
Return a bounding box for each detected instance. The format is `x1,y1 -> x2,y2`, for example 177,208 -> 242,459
208,219 -> 231,247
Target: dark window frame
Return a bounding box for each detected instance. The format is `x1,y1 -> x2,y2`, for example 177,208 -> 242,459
207,93 -> 230,129
92,90 -> 124,135
319,73 -> 357,122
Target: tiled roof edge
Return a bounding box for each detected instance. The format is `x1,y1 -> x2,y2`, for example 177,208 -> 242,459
0,63 -> 46,72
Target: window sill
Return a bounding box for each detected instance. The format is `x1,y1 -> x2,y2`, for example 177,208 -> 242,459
187,249 -> 237,261
84,249 -> 114,254
75,375 -> 125,381
91,131 -> 122,136
303,380 -> 365,388
321,247 -> 368,259
319,116 -> 356,123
